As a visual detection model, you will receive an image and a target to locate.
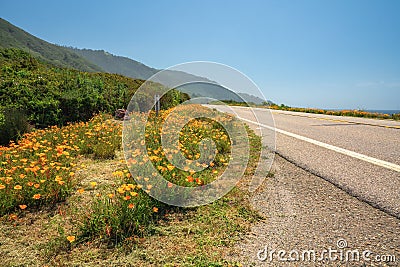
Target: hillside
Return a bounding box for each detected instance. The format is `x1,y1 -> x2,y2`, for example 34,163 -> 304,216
0,18 -> 271,105
0,18 -> 102,72
0,48 -> 141,126
67,47 -> 215,88
65,48 -> 271,104
67,48 -> 158,80
163,82 -> 269,104
0,48 -> 190,145
238,93 -> 270,105
175,82 -> 243,102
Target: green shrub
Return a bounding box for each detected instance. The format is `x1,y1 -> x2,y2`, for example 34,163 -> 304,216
79,187 -> 162,244
0,108 -> 30,145
0,48 -> 191,129
0,111 -> 4,127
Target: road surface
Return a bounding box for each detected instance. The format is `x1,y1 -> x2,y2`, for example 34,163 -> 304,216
211,105 -> 400,218
208,105 -> 400,266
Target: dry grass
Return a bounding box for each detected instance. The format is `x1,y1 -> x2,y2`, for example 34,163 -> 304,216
0,152 -> 126,266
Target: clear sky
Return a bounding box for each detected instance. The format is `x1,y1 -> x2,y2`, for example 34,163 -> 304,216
1,0 -> 400,109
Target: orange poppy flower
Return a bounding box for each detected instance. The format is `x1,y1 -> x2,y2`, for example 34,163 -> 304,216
66,236 -> 76,243
167,165 -> 175,171
196,178 -> 204,186
77,188 -> 85,194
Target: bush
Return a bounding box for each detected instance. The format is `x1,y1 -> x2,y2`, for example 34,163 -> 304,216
0,48 -> 191,129
0,111 -> 4,127
0,108 -> 30,145
79,186 -> 162,244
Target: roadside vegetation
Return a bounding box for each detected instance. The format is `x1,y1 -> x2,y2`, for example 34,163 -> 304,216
0,114 -> 120,216
0,105 -> 263,266
268,104 -> 400,120
217,100 -> 400,121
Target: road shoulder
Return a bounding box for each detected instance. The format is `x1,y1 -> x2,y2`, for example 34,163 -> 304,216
228,155 -> 400,266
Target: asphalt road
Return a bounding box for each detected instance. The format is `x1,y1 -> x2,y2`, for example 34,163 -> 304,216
229,155 -> 400,266
207,105 -> 400,265
209,105 -> 400,218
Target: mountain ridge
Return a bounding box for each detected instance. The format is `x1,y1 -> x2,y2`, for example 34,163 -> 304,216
0,18 -> 270,104
66,47 -> 158,80
0,18 -> 103,72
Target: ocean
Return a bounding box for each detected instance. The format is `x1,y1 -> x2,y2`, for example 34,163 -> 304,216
366,110 -> 400,115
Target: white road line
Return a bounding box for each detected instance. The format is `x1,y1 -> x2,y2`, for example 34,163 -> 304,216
237,116 -> 400,173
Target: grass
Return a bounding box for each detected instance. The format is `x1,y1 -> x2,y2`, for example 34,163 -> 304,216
0,105 -> 264,266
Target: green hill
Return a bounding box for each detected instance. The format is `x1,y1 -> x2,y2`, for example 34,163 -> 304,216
0,18 -> 103,72
67,48 -> 216,88
0,18 -> 270,108
67,48 -> 158,80
0,48 -> 189,144
237,93 -> 271,105
63,48 -> 271,104
0,48 -> 142,127
65,48 -> 271,105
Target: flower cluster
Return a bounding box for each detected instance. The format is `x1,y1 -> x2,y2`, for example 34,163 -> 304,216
124,104 -> 234,189
79,105 -> 236,242
0,114 -> 121,215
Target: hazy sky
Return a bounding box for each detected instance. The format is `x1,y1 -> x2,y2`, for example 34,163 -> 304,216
2,0 -> 400,109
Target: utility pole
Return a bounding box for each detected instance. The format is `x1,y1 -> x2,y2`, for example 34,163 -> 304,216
154,94 -> 160,116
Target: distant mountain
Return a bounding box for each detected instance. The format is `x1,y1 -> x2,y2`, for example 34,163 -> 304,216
237,93 -> 271,105
67,48 -> 158,80
174,82 -> 242,103
66,49 -> 271,103
171,83 -> 270,104
0,18 -> 102,72
66,47 -> 214,87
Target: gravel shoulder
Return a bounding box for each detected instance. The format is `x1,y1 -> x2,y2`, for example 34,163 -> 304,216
228,155 -> 400,266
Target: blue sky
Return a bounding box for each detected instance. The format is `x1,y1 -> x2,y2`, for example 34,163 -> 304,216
2,0 -> 400,109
